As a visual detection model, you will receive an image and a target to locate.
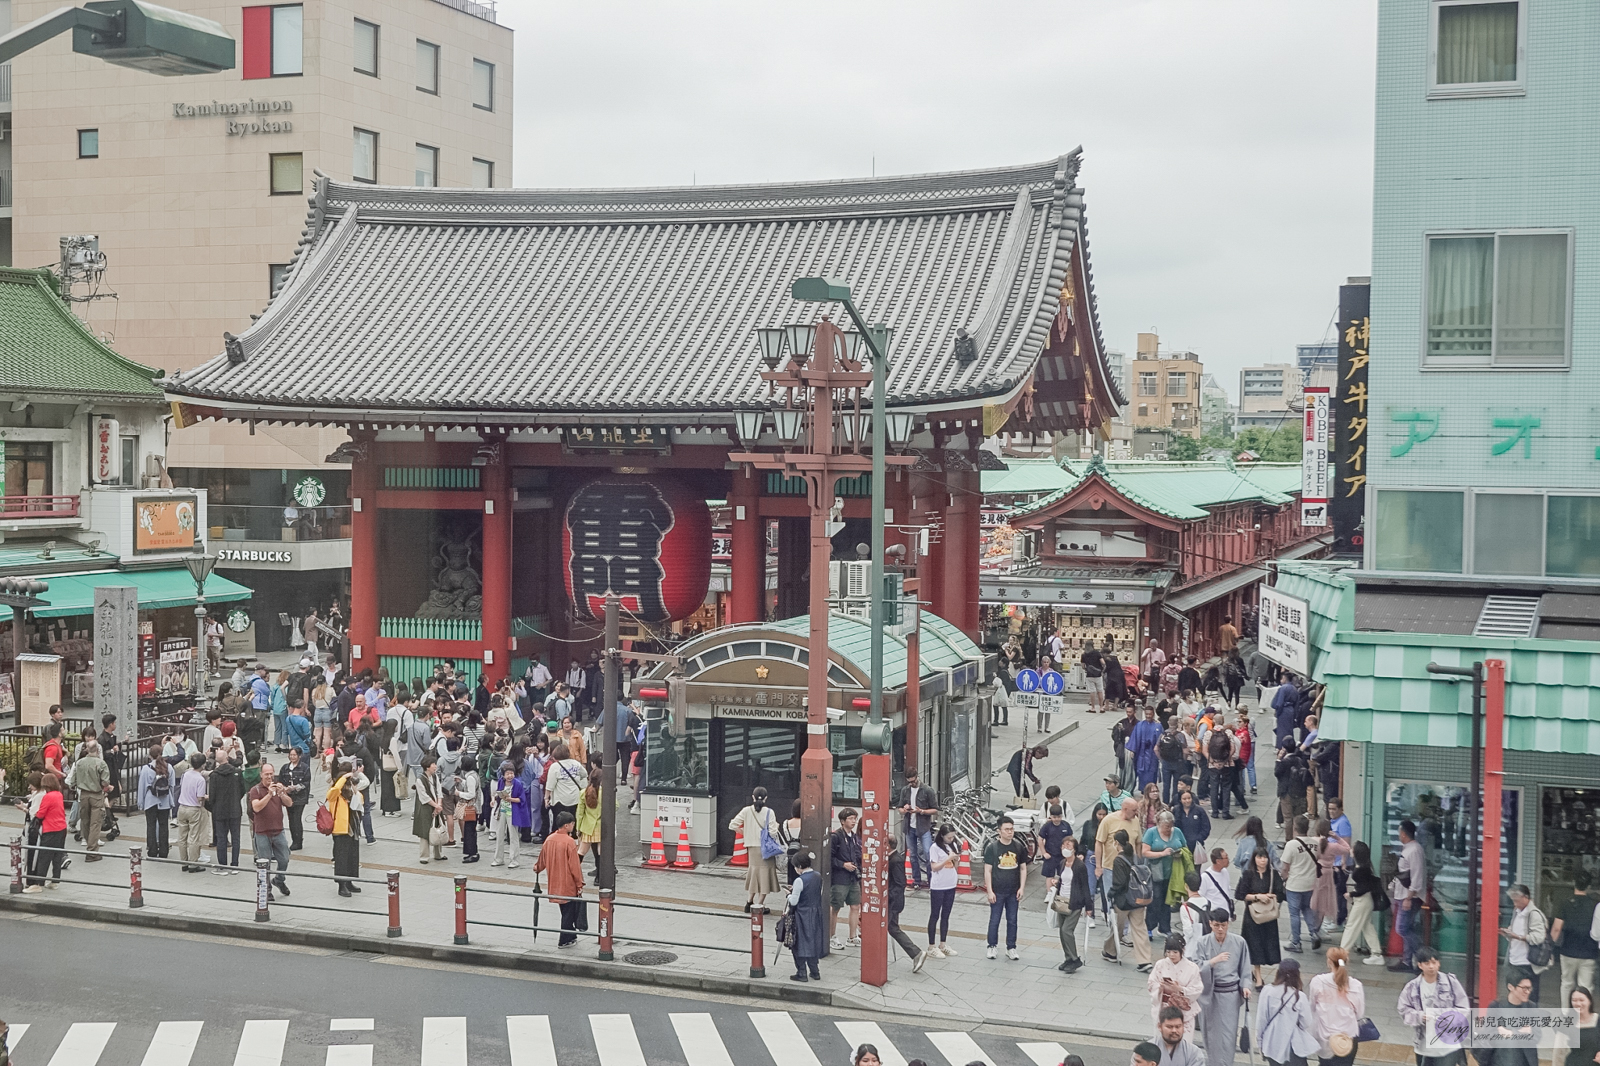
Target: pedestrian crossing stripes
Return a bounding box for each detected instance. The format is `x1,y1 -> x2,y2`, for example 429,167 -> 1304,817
4,1011 -> 1071,1066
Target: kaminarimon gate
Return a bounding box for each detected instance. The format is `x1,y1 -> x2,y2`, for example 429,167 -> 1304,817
163,151 -> 1124,700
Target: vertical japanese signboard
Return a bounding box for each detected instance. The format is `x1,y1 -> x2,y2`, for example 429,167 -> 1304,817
1333,280 -> 1370,557
1301,386 -> 1330,527
1258,585 -> 1310,677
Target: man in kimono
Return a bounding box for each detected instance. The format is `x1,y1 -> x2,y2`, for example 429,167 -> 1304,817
1127,705 -> 1165,789
1195,908 -> 1251,1064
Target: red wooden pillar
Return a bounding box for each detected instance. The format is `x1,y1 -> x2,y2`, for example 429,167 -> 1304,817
941,471 -> 979,639
480,445 -> 513,680
959,469 -> 982,636
349,433 -> 380,674
728,468 -> 763,624
915,469 -> 947,623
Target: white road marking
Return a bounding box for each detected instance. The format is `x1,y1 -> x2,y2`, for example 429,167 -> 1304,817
507,1016 -> 558,1066
325,1048 -> 373,1066
590,1014 -> 646,1066
329,1019 -> 375,1031
46,1022 -> 116,1066
835,1022 -> 907,1066
670,1013 -> 736,1066
420,1017 -> 467,1066
927,1031 -> 992,1066
1018,1042 -> 1069,1066
140,1021 -> 203,1066
232,1020 -> 289,1066
749,1012 -> 824,1066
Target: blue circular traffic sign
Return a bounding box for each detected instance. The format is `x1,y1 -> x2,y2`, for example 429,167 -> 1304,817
1041,669 -> 1065,695
1016,668 -> 1040,693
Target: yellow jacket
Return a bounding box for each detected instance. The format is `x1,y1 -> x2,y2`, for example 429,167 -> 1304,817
326,775 -> 353,836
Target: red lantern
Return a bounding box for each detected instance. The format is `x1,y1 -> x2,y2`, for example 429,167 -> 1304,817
562,476 -> 712,623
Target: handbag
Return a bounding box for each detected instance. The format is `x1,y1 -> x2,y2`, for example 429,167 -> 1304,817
314,802 -> 334,835
1238,998 -> 1251,1053
462,803 -> 477,823
775,908 -> 797,949
1357,1018 -> 1381,1043
428,813 -> 446,847
1050,890 -> 1076,915
1249,896 -> 1281,923
757,812 -> 785,860
1329,1034 -> 1354,1058
1161,983 -> 1193,1014
381,752 -> 397,772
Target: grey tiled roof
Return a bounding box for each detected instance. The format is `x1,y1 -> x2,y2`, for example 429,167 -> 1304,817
169,151 -> 1122,418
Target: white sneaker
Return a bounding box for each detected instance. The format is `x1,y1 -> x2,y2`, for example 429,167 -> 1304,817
926,945 -> 945,959
847,936 -> 861,947
1362,954 -> 1386,966
940,944 -> 958,956
831,937 -> 846,950
912,950 -> 927,974
1006,948 -> 1020,960
508,862 -> 519,869
1087,916 -> 1096,929
489,860 -> 504,867
986,946 -> 997,959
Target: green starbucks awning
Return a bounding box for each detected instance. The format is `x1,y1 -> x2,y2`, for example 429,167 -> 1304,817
28,568 -> 253,618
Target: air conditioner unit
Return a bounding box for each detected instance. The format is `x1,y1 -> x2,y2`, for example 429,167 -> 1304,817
829,560 -> 872,601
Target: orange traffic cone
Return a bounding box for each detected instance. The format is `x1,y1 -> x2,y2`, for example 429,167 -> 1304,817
730,831 -> 749,867
644,817 -> 668,868
904,850 -> 914,886
955,839 -> 976,891
672,818 -> 697,869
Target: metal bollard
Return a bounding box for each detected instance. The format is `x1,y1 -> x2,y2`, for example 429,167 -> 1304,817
597,890 -> 614,961
386,870 -> 402,938
9,836 -> 21,895
453,876 -> 468,945
750,907 -> 766,978
128,846 -> 144,908
255,859 -> 271,922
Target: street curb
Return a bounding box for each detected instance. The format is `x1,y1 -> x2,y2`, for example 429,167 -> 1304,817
0,894 -> 831,1008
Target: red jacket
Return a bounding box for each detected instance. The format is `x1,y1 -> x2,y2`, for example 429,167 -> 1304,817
37,789 -> 67,833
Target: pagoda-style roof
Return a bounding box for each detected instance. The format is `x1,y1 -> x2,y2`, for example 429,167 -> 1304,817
1010,457 -> 1304,525
0,268 -> 164,402
165,152 -> 1124,430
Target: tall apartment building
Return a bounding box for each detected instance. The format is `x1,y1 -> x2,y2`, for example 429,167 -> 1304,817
1198,373 -> 1234,434
1296,340 -> 1338,390
1274,0 -> 1600,953
1128,331 -> 1202,439
4,0 -> 513,647
1235,362 -> 1301,430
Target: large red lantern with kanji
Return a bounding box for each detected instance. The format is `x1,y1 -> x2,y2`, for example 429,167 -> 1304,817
562,476 -> 712,623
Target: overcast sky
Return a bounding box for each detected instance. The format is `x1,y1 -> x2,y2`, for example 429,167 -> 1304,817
499,0 -> 1377,402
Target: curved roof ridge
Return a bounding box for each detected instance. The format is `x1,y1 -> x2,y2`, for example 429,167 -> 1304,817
0,267 -> 163,399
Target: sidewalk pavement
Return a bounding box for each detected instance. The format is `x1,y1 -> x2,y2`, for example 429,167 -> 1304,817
0,687 -> 1421,1060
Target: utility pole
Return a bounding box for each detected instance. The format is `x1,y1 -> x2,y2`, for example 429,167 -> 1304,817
597,593 -> 620,960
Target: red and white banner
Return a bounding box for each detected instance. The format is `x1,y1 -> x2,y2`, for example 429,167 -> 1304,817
1301,387 -> 1330,527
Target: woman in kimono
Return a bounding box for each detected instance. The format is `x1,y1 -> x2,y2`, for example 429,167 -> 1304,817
519,743 -> 546,843
1127,705 -> 1164,789
1148,933 -> 1203,1035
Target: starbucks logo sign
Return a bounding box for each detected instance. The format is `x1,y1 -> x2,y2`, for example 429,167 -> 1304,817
226,608 -> 252,633
292,476 -> 326,508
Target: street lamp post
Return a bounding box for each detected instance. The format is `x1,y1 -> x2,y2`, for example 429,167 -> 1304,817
0,0 -> 235,73
732,277 -> 916,987
185,552 -> 217,706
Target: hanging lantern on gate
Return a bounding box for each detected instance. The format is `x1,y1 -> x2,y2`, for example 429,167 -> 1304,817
562,476 -> 712,623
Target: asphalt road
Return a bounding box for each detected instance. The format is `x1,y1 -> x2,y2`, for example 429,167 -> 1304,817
0,914 -> 1142,1066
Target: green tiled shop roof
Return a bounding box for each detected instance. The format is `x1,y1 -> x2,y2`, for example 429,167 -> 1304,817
980,458 -> 1078,498
1011,458 -> 1302,522
1272,560 -> 1356,683
0,268 -> 164,399
768,611 -> 982,679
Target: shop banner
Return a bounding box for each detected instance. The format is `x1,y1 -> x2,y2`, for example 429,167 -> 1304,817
1257,585 -> 1310,677
1332,280 -> 1370,556
1301,387 -> 1330,527
159,637 -> 193,694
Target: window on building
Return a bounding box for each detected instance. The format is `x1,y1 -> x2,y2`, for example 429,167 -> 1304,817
1166,372 -> 1187,397
416,39 -> 439,93
352,128 -> 377,183
1426,231 -> 1571,367
1431,1 -> 1522,95
1473,492 -> 1543,576
5,442 -> 52,497
471,58 -> 494,110
1137,404 -> 1148,417
77,129 -> 98,158
1374,489 -> 1464,573
414,143 -> 437,187
1547,496 -> 1600,578
269,263 -> 290,295
120,436 -> 139,487
269,152 -> 303,195
471,158 -> 494,189
242,5 -> 303,79
1138,371 -> 1158,396
353,19 -> 378,76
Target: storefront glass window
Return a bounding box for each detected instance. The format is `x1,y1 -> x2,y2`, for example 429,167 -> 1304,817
1383,781 -> 1520,955
948,705 -> 971,787
644,713 -> 709,794
1538,787 -> 1600,919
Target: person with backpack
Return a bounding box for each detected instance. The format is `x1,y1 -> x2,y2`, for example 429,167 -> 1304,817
729,786 -> 782,914
1206,715 -> 1239,820
1105,827 -> 1154,970
136,745 -> 176,858
1275,739 -> 1312,834
1158,719 -> 1189,805
1503,883 -> 1555,1003
1222,651 -> 1248,710
1341,841 -> 1387,963
1080,643 -> 1106,716
1552,871 -> 1599,1006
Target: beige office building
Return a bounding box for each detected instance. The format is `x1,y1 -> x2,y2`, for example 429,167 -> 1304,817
1128,331 -> 1203,438
3,0 -> 513,470
1,0 -> 510,649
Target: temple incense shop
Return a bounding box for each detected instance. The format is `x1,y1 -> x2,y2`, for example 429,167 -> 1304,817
159,154 -> 1125,696
630,613 -> 989,863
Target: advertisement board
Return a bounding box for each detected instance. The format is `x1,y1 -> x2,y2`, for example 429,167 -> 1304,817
159,637 -> 193,694
1332,280 -> 1371,556
134,495 -> 198,554
1258,585 -> 1310,677
1301,387 -> 1330,527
